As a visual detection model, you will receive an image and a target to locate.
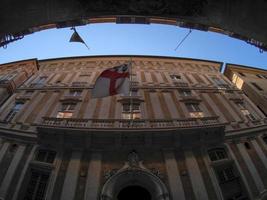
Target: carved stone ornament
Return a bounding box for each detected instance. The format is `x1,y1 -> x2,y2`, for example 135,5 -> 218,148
127,150 -> 139,167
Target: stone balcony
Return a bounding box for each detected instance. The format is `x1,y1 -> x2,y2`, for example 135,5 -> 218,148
39,116 -> 222,130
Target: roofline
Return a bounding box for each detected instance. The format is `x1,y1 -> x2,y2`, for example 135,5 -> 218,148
38,54 -> 224,70
225,62 -> 267,74
0,58 -> 38,66
0,55 -> 224,71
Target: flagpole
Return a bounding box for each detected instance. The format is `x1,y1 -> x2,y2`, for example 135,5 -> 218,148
129,57 -> 133,127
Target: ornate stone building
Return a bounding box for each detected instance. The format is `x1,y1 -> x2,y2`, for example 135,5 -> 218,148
0,55 -> 267,200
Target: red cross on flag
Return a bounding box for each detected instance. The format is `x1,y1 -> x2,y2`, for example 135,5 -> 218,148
92,63 -> 130,98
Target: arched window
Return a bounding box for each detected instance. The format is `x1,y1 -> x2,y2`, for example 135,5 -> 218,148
208,148 -> 227,161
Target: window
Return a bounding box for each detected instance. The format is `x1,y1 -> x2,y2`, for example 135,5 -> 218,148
212,77 -> 230,89
56,103 -> 76,118
263,136 -> 267,144
208,148 -> 228,161
23,169 -> 50,200
235,102 -> 246,110
215,166 -> 247,200
122,103 -> 141,119
170,74 -> 181,81
256,74 -> 263,79
4,102 -> 24,122
179,89 -> 192,96
61,103 -> 76,111
5,72 -> 18,80
35,149 -> 56,163
130,89 -> 138,96
244,142 -> 251,150
69,90 -> 82,96
236,102 -> 257,121
186,103 -> 201,112
251,82 -> 263,91
35,76 -> 47,86
216,166 -> 237,183
238,72 -> 245,77
186,103 -> 204,118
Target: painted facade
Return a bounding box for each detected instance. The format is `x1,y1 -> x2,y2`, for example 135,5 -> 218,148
0,55 -> 266,200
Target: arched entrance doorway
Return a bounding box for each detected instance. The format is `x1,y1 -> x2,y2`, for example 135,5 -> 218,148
100,169 -> 169,200
117,185 -> 152,200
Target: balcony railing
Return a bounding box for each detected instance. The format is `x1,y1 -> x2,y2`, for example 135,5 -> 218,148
39,116 -> 221,129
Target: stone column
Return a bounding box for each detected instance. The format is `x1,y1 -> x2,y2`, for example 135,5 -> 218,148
237,143 -> 265,193
12,145 -> 37,200
60,150 -> 82,200
185,150 -> 209,200
251,139 -> 267,170
163,149 -> 185,200
0,144 -> 26,199
0,142 -> 9,164
84,151 -> 102,200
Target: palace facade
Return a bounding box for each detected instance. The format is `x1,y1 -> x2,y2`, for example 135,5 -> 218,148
0,55 -> 267,200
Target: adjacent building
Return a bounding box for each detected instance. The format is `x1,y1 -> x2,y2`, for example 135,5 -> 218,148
0,55 -> 266,200
224,64 -> 267,117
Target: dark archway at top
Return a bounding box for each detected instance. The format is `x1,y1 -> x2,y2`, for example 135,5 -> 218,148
1,0 -> 267,51
117,185 -> 152,200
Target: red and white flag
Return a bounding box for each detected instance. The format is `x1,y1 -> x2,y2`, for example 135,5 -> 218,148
92,63 -> 130,98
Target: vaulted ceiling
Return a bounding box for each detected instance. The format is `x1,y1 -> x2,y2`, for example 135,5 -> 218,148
1,0 -> 267,50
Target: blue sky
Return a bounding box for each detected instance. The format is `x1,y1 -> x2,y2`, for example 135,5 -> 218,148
0,23 -> 267,70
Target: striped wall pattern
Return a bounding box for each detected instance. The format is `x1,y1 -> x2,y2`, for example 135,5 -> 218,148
0,56 -> 264,132
0,56 -> 267,200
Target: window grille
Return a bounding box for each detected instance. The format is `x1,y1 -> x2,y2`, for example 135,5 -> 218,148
216,166 -> 236,183
35,149 -> 56,163
23,169 -> 50,200
208,148 -> 228,161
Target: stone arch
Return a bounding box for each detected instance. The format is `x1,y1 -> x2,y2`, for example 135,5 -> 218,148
100,168 -> 170,200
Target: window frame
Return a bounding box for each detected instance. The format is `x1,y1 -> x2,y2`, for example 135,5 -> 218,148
179,89 -> 192,96
216,166 -> 238,184
23,169 -> 50,200
4,102 -> 24,122
208,148 -> 228,162
251,82 -> 263,91
69,90 -> 82,97
34,149 -> 57,164
170,74 -> 181,81
122,103 -> 141,119
185,103 -> 201,112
